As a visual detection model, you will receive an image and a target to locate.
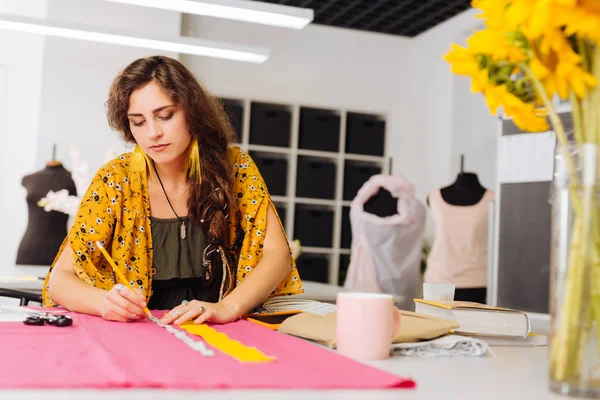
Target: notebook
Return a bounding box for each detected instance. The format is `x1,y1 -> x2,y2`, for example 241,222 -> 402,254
413,299 -> 530,337
244,297 -> 337,330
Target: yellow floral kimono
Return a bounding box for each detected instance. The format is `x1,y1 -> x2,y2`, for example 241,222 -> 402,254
42,146 -> 303,307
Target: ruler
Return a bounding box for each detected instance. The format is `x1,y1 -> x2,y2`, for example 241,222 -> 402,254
150,315 -> 215,357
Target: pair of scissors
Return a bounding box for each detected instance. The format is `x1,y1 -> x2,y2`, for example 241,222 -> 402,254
23,312 -> 73,327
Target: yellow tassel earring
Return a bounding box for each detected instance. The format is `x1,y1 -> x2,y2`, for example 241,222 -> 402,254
187,138 -> 202,185
132,145 -> 155,181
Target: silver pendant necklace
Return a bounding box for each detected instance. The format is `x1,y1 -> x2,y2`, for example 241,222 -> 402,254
153,164 -> 188,240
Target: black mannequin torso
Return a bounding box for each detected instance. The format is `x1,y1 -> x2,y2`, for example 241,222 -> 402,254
363,187 -> 397,217
427,172 -> 486,207
440,172 -> 486,206
16,163 -> 77,265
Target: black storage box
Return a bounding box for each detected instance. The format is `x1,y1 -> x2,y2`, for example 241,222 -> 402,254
293,206 -> 334,248
341,206 -> 352,249
249,152 -> 288,196
345,113 -> 385,156
296,255 -> 329,283
299,107 -> 340,152
343,162 -> 381,201
274,204 -> 286,230
296,157 -> 336,199
249,102 -> 291,147
338,255 -> 350,286
221,98 -> 243,143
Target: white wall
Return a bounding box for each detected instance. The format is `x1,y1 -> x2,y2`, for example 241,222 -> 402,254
411,9 -> 497,238
449,29 -> 497,192
1,1 -> 497,267
2,0 -> 182,268
179,11 -> 496,224
0,0 -> 48,270
180,16 -> 420,185
36,0 -> 182,172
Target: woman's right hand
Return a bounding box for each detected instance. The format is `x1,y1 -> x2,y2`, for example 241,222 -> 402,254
100,284 -> 147,322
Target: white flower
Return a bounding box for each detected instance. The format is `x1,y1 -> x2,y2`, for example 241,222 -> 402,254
37,189 -> 81,217
289,239 -> 302,260
38,144 -> 123,218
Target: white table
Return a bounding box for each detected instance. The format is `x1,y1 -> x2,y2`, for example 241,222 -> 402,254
0,269 -> 560,399
0,264 -> 48,291
0,274 -> 406,307
0,346 -> 564,399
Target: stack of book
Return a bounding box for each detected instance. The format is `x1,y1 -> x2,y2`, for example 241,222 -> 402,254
413,299 -> 547,346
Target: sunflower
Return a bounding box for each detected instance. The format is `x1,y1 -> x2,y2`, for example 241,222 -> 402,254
554,0 -> 600,44
472,0 -> 512,29
466,28 -> 528,62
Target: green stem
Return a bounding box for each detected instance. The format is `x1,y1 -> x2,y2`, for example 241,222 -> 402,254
571,92 -> 585,144
591,46 -> 600,151
522,55 -> 598,384
580,40 -> 593,144
552,216 -> 583,381
578,37 -> 590,73
519,63 -> 583,213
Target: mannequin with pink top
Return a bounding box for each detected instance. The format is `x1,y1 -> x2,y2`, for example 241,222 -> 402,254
425,156 -> 495,304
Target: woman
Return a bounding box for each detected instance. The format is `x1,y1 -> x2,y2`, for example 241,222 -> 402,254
43,55 -> 303,325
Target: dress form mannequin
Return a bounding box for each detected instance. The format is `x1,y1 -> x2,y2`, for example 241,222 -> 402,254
16,147 -> 77,266
363,187 -> 398,217
425,155 -> 493,304
427,155 -> 486,206
345,174 -> 425,310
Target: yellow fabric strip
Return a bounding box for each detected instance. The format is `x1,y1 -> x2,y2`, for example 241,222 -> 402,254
180,323 -> 276,363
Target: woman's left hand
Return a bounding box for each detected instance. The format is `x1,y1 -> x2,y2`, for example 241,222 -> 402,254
159,300 -> 239,325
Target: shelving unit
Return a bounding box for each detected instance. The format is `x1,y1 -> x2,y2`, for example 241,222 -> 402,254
220,97 -> 389,285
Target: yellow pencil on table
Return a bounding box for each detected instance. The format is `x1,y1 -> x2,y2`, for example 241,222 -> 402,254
95,241 -> 152,318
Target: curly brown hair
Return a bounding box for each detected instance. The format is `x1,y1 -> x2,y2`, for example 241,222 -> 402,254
106,55 -> 237,297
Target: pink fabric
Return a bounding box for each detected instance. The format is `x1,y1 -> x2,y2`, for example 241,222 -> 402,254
0,310 -> 415,390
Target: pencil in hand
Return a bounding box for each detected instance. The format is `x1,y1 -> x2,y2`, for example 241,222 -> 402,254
95,241 -> 152,317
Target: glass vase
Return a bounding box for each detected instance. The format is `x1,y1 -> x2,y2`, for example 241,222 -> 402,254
549,143 -> 600,397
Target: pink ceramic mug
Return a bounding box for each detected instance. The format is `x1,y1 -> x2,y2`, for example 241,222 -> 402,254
336,292 -> 401,360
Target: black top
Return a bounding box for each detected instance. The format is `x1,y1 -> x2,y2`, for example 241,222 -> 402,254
16,164 -> 77,266
147,217 -> 221,310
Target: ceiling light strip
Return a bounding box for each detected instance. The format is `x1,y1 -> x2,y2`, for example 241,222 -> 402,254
0,13 -> 270,63
102,0 -> 314,29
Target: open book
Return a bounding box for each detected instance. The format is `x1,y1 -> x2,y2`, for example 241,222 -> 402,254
245,297 -> 336,329
414,299 -> 530,337
249,297 -> 336,316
